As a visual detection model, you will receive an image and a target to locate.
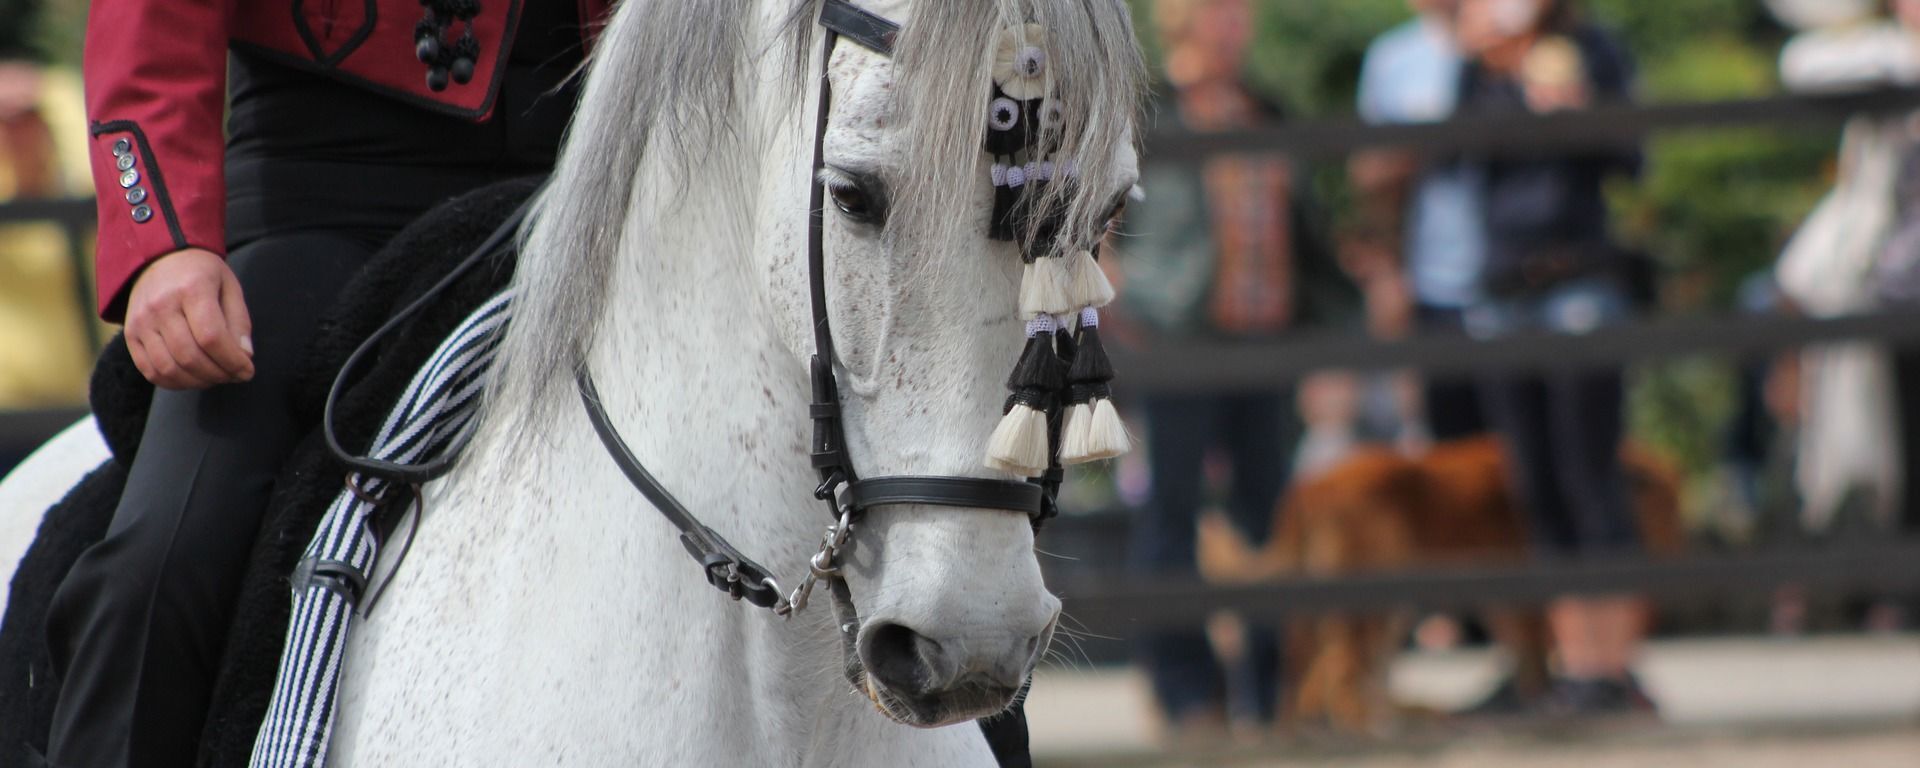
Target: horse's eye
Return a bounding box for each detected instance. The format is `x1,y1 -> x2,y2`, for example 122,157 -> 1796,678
821,168 -> 887,227
830,184 -> 874,220
1102,194 -> 1128,231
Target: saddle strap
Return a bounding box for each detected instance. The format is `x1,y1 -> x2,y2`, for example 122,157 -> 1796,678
250,290 -> 514,768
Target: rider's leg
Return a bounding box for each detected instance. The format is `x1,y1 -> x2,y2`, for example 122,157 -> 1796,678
44,233 -> 375,768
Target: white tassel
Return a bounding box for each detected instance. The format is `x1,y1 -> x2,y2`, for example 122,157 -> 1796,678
1020,257 -> 1075,317
1081,398 -> 1130,461
1058,402 -> 1095,464
1066,249 -> 1115,309
1038,256 -> 1075,315
985,403 -> 1051,476
1019,262 -> 1045,317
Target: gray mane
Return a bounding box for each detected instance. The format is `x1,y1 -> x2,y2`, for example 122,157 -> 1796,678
487,0 -> 1145,429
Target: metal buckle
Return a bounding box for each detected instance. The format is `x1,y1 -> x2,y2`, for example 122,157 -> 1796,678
777,505 -> 856,618
291,557 -> 369,603
814,470 -> 846,501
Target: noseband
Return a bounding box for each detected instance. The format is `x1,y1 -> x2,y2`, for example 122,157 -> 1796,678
575,0 -> 1059,617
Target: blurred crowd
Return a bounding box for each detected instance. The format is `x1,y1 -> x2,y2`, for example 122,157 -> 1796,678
1103,0 -> 1920,742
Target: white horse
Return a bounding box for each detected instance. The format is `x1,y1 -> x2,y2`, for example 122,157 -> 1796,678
0,420 -> 108,619
1,0 -> 1143,763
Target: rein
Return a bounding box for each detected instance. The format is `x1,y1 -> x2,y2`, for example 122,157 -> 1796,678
573,0 -> 1058,618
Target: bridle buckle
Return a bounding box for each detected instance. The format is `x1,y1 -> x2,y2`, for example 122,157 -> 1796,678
813,470 -> 846,502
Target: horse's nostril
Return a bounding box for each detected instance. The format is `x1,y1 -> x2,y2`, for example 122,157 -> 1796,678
861,622 -> 941,695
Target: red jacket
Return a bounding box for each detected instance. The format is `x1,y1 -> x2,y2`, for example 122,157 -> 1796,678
85,0 -> 614,322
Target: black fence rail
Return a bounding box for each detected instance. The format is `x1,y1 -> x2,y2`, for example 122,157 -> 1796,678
1142,85 -> 1920,160
1048,539 -> 1920,631
1114,308 -> 1920,391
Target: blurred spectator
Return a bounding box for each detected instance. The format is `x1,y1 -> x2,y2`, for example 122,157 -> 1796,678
1774,0 -> 1920,631
1770,0 -> 1912,538
1350,0 -> 1490,448
1716,272 -> 1795,542
0,0 -> 95,416
1771,0 -> 1920,91
1452,0 -> 1655,715
1116,0 -> 1351,739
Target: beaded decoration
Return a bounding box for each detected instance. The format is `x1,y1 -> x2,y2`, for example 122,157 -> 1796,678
414,0 -> 483,92
981,22 -> 1128,476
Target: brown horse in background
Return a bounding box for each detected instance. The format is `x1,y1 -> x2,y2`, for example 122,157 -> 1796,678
1199,435 -> 1685,733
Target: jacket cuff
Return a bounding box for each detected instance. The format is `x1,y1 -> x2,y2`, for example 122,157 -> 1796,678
88,120 -> 224,323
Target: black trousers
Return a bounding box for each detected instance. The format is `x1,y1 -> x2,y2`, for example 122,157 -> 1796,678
44,233 -> 379,768
1893,347 -> 1920,536
1480,367 -> 1638,554
1129,392 -> 1294,723
1414,304 -> 1487,441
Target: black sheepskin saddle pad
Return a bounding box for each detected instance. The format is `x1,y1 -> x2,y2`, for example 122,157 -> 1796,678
0,177 -> 538,766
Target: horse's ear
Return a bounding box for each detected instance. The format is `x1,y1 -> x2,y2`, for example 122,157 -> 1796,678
89,332 -> 154,468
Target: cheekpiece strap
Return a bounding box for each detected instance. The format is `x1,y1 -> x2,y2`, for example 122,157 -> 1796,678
820,0 -> 899,55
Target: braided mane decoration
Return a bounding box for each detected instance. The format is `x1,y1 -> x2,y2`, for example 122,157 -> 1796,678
981,21 -> 1129,477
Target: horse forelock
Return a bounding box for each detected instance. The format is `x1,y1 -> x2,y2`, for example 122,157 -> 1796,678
891,0 -> 1147,261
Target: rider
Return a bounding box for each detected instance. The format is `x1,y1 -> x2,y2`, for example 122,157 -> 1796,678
44,1 -> 609,765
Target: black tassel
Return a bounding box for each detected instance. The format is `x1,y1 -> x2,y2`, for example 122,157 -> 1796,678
1054,325 -> 1078,368
1063,382 -> 1094,409
1003,388 -> 1050,415
1067,324 -> 1112,384
1008,327 -> 1066,392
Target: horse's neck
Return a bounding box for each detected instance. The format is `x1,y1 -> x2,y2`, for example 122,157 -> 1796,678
588,137 -> 817,562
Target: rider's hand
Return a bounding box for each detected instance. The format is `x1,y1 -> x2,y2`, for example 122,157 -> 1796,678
124,248 -> 255,390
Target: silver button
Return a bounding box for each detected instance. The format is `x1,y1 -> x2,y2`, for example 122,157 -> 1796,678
119,170 -> 139,188
112,138 -> 131,155
125,187 -> 148,205
115,154 -> 136,172
131,205 -> 153,223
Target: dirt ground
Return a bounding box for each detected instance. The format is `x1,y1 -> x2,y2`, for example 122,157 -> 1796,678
1045,727 -> 1920,768
1025,635 -> 1920,767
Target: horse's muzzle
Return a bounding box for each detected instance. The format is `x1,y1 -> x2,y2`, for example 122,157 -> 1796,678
856,618 -> 1054,727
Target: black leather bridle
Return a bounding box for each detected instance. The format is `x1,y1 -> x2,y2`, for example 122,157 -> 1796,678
575,0 -> 1061,617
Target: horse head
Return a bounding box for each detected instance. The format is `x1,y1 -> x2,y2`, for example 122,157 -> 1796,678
786,0 -> 1142,727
